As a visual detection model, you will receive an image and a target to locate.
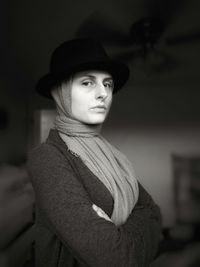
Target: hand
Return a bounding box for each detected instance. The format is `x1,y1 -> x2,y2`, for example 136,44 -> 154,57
92,204 -> 112,222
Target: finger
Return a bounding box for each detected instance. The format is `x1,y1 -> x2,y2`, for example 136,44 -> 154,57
92,204 -> 112,222
92,204 -> 98,212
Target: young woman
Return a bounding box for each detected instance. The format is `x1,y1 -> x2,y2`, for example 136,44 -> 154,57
28,38 -> 162,267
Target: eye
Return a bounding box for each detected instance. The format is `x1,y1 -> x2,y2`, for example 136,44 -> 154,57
104,80 -> 114,90
82,80 -> 94,87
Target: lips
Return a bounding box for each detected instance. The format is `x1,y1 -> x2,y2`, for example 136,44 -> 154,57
91,105 -> 107,112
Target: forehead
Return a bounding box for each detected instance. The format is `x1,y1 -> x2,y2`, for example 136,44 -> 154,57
73,70 -> 113,79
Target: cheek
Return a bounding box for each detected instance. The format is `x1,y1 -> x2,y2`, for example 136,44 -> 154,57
71,93 -> 89,118
71,99 -> 83,117
107,93 -> 113,108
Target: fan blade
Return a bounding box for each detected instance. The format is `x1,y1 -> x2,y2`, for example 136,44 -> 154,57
76,11 -> 131,46
114,46 -> 182,74
165,31 -> 200,45
146,0 -> 187,32
112,47 -> 142,62
146,50 -> 182,73
129,17 -> 165,46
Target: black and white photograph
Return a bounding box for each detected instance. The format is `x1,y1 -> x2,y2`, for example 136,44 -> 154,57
0,1 -> 200,266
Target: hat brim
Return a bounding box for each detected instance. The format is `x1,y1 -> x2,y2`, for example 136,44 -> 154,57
36,60 -> 129,98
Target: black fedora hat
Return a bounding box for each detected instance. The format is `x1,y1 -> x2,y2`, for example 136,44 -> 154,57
36,38 -> 130,98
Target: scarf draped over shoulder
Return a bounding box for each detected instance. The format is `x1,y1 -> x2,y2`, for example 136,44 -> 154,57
51,81 -> 139,226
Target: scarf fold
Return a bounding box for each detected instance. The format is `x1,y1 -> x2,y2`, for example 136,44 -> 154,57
51,82 -> 139,226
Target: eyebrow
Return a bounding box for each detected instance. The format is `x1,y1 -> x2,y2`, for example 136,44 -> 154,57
79,74 -> 113,80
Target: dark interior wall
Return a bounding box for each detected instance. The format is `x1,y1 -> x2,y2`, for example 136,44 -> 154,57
0,78 -> 28,164
0,1 -> 27,164
1,0 -> 200,165
106,83 -> 200,128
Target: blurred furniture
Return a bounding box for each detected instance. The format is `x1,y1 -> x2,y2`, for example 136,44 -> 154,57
0,164 -> 35,267
152,154 -> 200,266
173,155 -> 200,226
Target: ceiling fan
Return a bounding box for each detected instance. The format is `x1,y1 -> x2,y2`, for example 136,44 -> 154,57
75,0 -> 200,74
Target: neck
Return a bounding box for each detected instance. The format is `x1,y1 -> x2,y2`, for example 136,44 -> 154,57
54,114 -> 102,137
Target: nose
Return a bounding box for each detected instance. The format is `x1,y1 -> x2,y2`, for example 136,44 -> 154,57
95,83 -> 108,100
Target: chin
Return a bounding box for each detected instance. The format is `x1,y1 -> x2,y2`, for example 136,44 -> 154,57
88,119 -> 105,125
87,115 -> 106,125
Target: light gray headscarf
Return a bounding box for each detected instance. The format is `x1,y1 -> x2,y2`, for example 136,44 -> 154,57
51,79 -> 139,226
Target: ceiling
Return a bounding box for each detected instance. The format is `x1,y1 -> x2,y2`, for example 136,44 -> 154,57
1,0 -> 200,98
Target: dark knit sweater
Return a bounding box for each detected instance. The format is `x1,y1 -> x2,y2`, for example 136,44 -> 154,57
27,129 -> 162,267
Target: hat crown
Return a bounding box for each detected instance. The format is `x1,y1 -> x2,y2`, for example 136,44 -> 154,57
50,38 -> 109,73
36,37 -> 129,98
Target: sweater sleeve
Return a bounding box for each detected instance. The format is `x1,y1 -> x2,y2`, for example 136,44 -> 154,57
27,143 -> 162,267
131,183 -> 162,266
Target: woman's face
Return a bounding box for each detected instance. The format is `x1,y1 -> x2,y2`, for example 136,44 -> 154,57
70,70 -> 114,124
